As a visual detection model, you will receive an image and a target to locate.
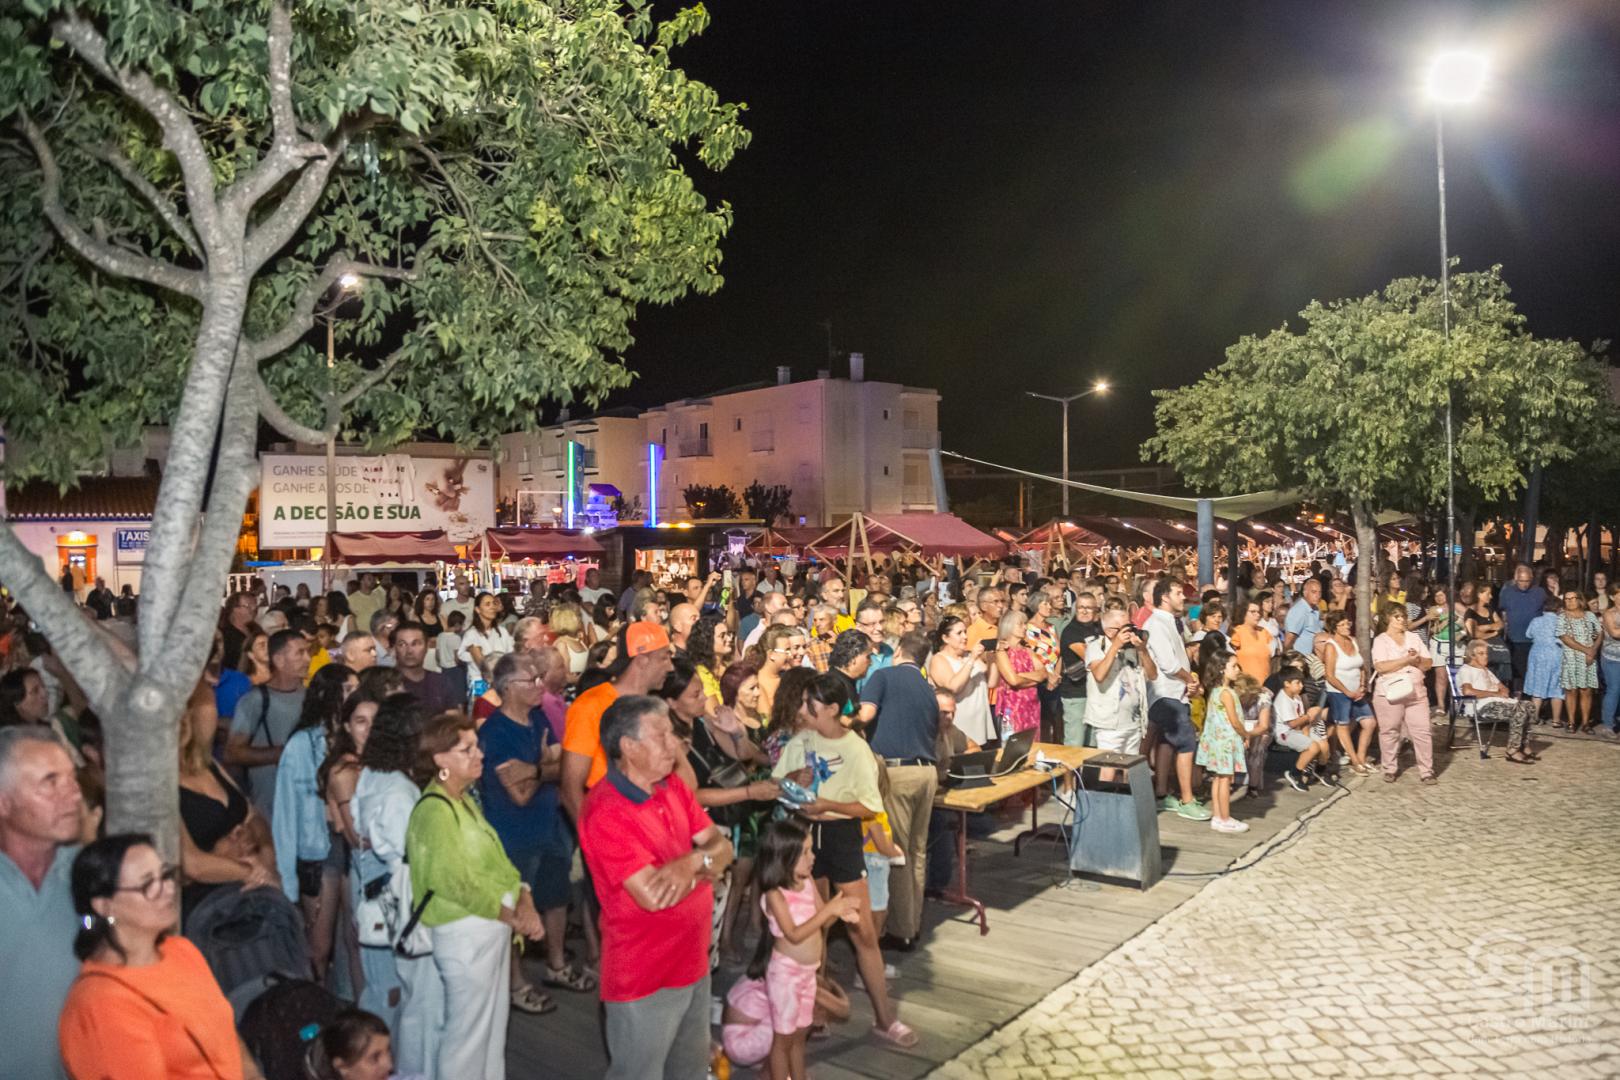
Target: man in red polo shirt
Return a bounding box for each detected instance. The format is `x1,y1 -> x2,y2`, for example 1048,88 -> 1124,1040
580,694 -> 733,1080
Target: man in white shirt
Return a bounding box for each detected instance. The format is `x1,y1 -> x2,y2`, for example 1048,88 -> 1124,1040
743,592 -> 789,650
1143,580 -> 1212,820
579,567 -> 613,607
443,581 -> 476,628
347,572 -> 386,633
1085,609 -> 1157,782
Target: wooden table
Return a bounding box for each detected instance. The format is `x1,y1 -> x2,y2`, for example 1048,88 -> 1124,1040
933,742 -> 1100,934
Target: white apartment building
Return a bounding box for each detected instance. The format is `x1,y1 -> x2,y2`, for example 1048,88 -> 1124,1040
496,410 -> 645,523
496,355 -> 942,527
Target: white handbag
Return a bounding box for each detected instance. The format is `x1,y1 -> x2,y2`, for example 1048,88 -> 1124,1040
1379,673 -> 1415,700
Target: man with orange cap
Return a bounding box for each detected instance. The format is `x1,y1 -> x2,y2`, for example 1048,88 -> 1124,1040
559,622 -> 676,822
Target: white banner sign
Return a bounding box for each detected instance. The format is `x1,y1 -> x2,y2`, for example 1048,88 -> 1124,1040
258,453 -> 495,548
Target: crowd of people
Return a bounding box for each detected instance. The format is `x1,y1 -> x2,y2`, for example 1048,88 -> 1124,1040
1,547 -> 1617,1078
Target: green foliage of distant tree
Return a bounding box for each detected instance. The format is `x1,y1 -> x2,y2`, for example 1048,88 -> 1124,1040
742,481 -> 792,526
0,0 -> 746,854
1145,266 -> 1608,647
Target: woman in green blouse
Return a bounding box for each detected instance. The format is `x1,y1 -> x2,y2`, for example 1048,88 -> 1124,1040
406,711 -> 542,1080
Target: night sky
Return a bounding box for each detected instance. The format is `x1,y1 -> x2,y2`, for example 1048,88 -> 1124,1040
613,1 -> 1620,473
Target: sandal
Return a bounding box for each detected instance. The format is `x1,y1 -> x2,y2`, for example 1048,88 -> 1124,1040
543,962 -> 598,993
873,1019 -> 918,1049
510,984 -> 556,1014
1504,751 -> 1532,765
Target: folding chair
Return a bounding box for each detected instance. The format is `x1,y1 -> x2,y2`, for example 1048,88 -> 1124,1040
1444,665 -> 1500,759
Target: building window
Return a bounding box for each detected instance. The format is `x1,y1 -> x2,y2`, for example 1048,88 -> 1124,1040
883,465 -> 890,476
699,421 -> 709,439
882,409 -> 890,420
734,417 -> 742,432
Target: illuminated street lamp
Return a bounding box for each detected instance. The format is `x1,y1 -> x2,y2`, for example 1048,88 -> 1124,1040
323,272 -> 366,540
1026,380 -> 1110,517
1424,47 -> 1487,682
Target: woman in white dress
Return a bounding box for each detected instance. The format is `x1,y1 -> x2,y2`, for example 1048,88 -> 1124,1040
928,615 -> 995,744
456,592 -> 514,693
351,694 -> 445,1078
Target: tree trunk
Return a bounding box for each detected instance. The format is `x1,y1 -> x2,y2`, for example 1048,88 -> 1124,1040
0,285 -> 255,864
1455,503 -> 1478,582
1587,520 -> 1602,589
1521,465 -> 1542,565
1352,502 -> 1377,660
104,678 -> 184,859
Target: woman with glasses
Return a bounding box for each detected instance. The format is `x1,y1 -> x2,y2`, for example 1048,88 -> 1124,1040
408,709 -> 542,1079
60,833 -> 265,1079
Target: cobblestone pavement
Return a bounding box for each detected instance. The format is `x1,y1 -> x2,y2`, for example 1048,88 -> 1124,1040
931,734 -> 1620,1079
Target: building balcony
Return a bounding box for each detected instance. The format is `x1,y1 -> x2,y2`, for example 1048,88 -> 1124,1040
677,438 -> 712,458
901,429 -> 940,450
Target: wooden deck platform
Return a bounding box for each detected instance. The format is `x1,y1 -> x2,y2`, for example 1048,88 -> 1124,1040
507,763 -> 1345,1078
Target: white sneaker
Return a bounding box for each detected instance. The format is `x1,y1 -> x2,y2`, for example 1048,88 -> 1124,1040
884,963 -> 899,979
1212,817 -> 1250,833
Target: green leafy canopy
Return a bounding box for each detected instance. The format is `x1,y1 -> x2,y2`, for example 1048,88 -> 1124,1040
0,0 -> 749,483
1143,265 -> 1610,518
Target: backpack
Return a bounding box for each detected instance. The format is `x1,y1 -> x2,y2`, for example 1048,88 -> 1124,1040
184,885 -> 311,1002
237,974 -> 343,1080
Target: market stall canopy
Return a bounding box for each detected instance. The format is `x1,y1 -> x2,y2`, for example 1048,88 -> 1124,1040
485,527 -> 605,560
326,530 -> 462,566
809,512 -> 1009,560
746,525 -> 826,554
1015,520 -> 1111,550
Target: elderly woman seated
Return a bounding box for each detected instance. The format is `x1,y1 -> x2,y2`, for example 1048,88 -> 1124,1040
1456,639 -> 1539,765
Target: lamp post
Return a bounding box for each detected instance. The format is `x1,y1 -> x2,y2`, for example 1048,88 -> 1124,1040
1026,381 -> 1109,517
1424,47 -> 1488,684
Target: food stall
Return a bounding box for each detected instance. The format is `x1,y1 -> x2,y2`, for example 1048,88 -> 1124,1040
481,527 -> 606,592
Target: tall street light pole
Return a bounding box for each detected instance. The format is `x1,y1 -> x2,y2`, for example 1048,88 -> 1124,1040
1424,47 -> 1488,682
1027,381 -> 1109,518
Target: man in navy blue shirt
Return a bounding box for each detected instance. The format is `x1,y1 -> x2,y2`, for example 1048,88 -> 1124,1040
1496,563 -> 1547,692
480,652 -> 593,1005
860,632 -> 938,946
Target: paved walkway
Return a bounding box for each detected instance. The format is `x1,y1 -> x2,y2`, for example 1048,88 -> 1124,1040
931,735 -> 1620,1079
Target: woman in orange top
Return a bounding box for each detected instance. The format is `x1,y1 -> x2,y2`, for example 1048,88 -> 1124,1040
1229,599 -> 1275,683
59,833 -> 262,1080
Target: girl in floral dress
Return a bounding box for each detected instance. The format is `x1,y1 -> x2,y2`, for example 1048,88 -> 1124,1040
1196,650 -> 1258,834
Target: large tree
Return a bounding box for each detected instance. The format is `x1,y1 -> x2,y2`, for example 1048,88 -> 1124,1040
1144,266 -> 1606,649
0,0 -> 746,855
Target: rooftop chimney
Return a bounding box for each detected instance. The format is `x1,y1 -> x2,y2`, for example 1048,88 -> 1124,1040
776,365 -> 791,386
848,352 -> 865,382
